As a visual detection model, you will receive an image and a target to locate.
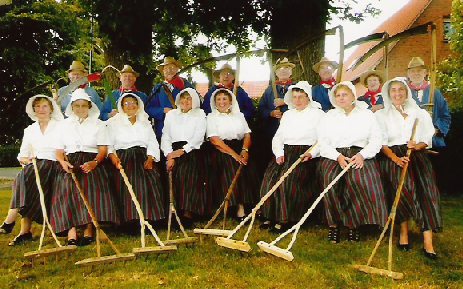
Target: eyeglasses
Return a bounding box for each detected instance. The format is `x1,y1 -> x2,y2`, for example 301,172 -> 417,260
123,101 -> 138,106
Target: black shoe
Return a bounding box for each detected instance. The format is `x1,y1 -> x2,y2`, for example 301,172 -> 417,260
79,236 -> 94,246
348,228 -> 360,242
397,242 -> 412,252
180,217 -> 194,229
67,239 -> 78,246
270,223 -> 290,234
328,227 -> 340,243
234,216 -> 246,223
422,248 -> 437,260
0,221 -> 15,234
259,220 -> 273,230
8,232 -> 33,246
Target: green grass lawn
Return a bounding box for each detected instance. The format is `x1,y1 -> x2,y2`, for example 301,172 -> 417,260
0,186 -> 462,289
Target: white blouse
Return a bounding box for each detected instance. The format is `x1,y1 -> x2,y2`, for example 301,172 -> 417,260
318,107 -> 382,160
17,119 -> 61,161
272,107 -> 324,158
206,112 -> 251,140
55,117 -> 109,154
375,107 -> 434,147
161,109 -> 206,156
107,117 -> 160,162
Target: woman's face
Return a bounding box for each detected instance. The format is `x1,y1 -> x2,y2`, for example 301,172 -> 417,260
366,76 -> 381,91
72,99 -> 90,119
292,90 -> 309,110
179,94 -> 193,112
33,99 -> 53,121
389,82 -> 408,106
122,96 -> 139,117
215,92 -> 232,113
334,87 -> 356,110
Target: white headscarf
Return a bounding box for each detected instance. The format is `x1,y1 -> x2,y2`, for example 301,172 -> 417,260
175,88 -> 201,109
112,92 -> 150,124
65,88 -> 100,120
209,88 -> 240,114
25,94 -> 64,121
381,77 -> 420,113
328,81 -> 368,110
283,81 -> 322,110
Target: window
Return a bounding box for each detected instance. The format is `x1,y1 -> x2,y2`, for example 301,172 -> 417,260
443,17 -> 452,43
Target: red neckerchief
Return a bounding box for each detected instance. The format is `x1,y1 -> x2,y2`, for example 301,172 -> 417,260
167,76 -> 185,90
363,87 -> 382,105
119,86 -> 138,93
408,81 -> 429,91
78,84 -> 88,89
217,83 -> 234,90
275,79 -> 292,86
320,77 -> 336,88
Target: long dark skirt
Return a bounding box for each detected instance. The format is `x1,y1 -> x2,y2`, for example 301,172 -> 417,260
50,152 -> 120,233
114,147 -> 165,223
379,145 -> 442,232
207,139 -> 258,210
260,145 -> 319,223
318,147 -> 388,228
171,141 -> 207,216
10,159 -> 56,224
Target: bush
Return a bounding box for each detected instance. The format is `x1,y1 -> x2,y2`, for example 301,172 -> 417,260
0,145 -> 20,167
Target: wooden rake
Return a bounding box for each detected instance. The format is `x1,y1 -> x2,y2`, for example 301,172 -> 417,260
163,171 -> 198,246
114,159 -> 177,257
353,119 -> 418,280
194,164 -> 244,237
216,144 -> 318,252
24,153 -> 77,265
258,162 -> 353,261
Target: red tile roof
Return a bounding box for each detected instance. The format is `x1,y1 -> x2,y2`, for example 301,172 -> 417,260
342,0 -> 432,82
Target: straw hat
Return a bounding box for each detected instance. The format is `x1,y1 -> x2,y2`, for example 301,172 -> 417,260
119,64 -> 140,77
273,57 -> 296,71
407,57 -> 427,69
360,70 -> 384,86
212,63 -> 236,80
157,56 -> 182,72
67,60 -> 87,73
312,57 -> 338,73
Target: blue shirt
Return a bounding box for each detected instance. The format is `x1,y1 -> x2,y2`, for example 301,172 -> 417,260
312,84 -> 333,112
100,90 -> 148,121
258,84 -> 291,138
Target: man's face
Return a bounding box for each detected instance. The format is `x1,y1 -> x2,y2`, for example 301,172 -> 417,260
68,70 -> 85,83
163,64 -> 179,81
120,72 -> 137,89
407,67 -> 427,84
318,64 -> 334,81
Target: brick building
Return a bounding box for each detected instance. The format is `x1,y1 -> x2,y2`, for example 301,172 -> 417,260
342,0 -> 452,95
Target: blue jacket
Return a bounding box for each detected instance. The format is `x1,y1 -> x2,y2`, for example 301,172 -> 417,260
258,84 -> 291,138
357,93 -> 384,110
312,84 -> 333,112
146,79 -> 194,140
58,86 -> 103,118
100,90 -> 148,121
202,85 -> 255,123
410,87 -> 451,148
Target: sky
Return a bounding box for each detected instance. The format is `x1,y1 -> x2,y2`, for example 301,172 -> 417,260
189,0 -> 410,83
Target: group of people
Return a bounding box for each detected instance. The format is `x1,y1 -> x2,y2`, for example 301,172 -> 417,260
0,55 -> 450,261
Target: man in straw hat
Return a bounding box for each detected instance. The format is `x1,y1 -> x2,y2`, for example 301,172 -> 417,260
100,64 -> 148,120
312,57 -> 338,112
202,63 -> 255,123
357,70 -> 384,112
58,60 -> 102,116
146,56 -> 194,140
406,56 -> 451,148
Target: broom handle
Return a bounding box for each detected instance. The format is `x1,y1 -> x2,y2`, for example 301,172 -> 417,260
226,143 -> 318,240
223,164 -> 244,229
270,162 -> 353,247
366,119 -> 419,268
203,164 -> 243,230
167,172 -> 174,241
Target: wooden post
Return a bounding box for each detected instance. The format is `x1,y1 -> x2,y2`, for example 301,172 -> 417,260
383,32 -> 389,80
428,23 -> 437,117
336,26 -> 345,83
233,55 -> 241,96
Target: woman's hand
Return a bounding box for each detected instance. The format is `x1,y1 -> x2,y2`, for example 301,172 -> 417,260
144,156 -> 154,170
349,153 -> 364,169
109,154 -> 122,170
337,154 -> 349,169
80,160 -> 97,174
276,156 -> 284,165
169,149 -> 185,160
60,160 -> 74,173
230,151 -> 245,165
407,140 -> 417,150
302,153 -> 312,163
392,155 -> 409,168
240,150 -> 249,165
19,157 -> 32,166
167,158 -> 175,172
270,110 -> 282,119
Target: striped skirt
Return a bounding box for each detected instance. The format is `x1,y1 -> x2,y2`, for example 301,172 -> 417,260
379,145 -> 442,232
10,159 -> 56,224
50,152 -> 120,233
113,147 -> 166,223
207,139 -> 258,210
171,141 -> 207,216
260,145 -> 319,223
318,147 -> 388,228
